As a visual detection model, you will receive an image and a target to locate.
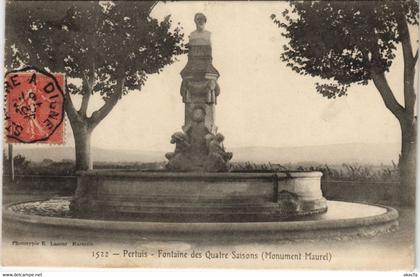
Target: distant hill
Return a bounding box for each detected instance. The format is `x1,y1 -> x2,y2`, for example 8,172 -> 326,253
11,142 -> 400,165
231,143 -> 400,165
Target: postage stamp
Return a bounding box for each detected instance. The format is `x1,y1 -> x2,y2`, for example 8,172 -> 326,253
4,68 -> 65,144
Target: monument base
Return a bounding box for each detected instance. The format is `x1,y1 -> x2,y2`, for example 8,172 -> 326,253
70,171 -> 327,221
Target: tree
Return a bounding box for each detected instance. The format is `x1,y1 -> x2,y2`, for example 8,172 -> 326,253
5,1 -> 184,170
272,1 -> 418,205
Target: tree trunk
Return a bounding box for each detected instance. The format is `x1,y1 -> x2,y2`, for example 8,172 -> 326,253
398,117 -> 417,206
371,70 -> 416,206
8,144 -> 15,182
394,14 -> 417,206
64,77 -> 123,171
73,125 -> 93,170
64,85 -> 94,171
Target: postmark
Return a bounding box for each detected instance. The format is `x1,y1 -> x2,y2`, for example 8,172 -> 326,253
4,67 -> 65,144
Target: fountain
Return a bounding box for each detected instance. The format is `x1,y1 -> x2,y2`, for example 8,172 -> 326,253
3,13 -> 398,240
68,12 -> 327,221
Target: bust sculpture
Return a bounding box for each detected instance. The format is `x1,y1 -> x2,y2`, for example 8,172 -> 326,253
189,13 -> 211,46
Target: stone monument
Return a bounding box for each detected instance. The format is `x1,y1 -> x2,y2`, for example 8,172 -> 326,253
69,13 -> 328,223
166,13 -> 232,172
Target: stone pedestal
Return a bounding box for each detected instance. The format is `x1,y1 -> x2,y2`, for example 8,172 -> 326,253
166,14 -> 232,172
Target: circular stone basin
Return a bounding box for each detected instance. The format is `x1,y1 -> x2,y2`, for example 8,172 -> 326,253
3,198 -> 398,241
71,171 -> 328,220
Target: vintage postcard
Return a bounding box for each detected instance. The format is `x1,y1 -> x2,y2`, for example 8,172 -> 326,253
1,0 -> 418,271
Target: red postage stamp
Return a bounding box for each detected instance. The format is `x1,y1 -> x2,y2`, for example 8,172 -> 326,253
4,67 -> 65,144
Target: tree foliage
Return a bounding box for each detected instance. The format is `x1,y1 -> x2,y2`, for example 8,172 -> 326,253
5,1 -> 185,126
5,1 -> 185,169
272,0 -> 419,205
272,0 -> 418,98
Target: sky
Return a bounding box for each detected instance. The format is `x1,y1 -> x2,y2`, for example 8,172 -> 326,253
12,1 -> 418,155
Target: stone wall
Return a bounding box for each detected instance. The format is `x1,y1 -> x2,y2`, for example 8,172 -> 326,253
321,180 -> 400,205
3,175 -> 400,205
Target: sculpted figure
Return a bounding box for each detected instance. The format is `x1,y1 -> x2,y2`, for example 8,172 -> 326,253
205,133 -> 233,172
181,79 -> 220,104
209,134 -> 232,161
180,79 -> 190,103
165,132 -> 190,160
189,13 -> 211,46
207,79 -> 220,104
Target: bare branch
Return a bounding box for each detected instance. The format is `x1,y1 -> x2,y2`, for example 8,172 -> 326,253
79,91 -> 91,118
413,49 -> 418,66
398,16 -> 416,66
371,70 -> 406,121
78,73 -> 92,117
397,15 -> 416,116
88,78 -> 125,131
63,87 -> 84,126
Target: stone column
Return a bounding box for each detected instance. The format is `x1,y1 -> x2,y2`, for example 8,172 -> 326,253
166,13 -> 232,172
